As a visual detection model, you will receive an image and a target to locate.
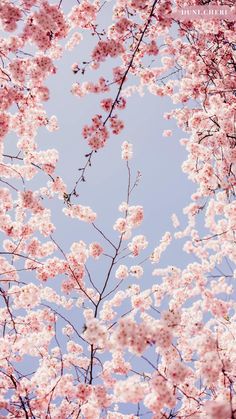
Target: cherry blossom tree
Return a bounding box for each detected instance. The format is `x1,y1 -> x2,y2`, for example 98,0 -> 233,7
0,0 -> 236,418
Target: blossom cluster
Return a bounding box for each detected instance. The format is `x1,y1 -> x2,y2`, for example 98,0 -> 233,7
0,0 -> 235,417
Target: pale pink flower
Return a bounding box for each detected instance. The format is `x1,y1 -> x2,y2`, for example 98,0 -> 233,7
162,129 -> 172,137
115,265 -> 129,280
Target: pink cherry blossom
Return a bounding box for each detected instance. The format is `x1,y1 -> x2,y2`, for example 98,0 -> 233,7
0,1 -> 236,417
121,141 -> 133,160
